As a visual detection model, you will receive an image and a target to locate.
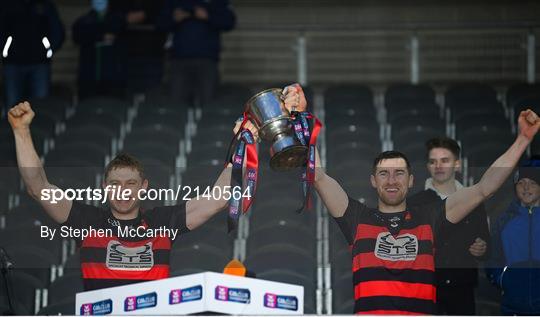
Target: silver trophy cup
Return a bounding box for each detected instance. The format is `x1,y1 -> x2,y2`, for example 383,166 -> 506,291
245,88 -> 308,171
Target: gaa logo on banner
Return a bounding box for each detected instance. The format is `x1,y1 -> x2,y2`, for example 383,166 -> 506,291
264,293 -> 298,311
124,292 -> 157,312
215,285 -> 250,304
80,299 -> 113,315
169,285 -> 203,305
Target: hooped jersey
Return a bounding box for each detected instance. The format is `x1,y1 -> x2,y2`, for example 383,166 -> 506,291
63,202 -> 189,290
334,196 -> 447,315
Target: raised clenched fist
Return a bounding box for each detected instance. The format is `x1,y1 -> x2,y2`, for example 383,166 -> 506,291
518,109 -> 540,141
8,101 -> 35,131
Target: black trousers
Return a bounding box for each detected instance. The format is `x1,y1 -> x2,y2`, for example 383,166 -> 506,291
437,285 -> 476,315
169,58 -> 218,107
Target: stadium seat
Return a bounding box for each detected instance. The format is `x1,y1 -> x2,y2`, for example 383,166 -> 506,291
192,124 -> 235,144
29,96 -> 71,122
327,124 -> 381,145
0,227 -> 62,262
332,273 -> 354,311
390,114 -> 445,136
132,111 -> 188,130
46,273 -> 83,305
31,113 -> 59,138
329,159 -> 372,185
0,270 -> 44,315
3,202 -> 57,230
506,83 -> 540,109
325,114 -> 379,130
46,142 -> 109,166
466,144 -> 509,182
187,141 -> 229,162
247,219 -> 315,254
385,83 -> 436,108
325,85 -> 374,108
175,224 -> 233,254
513,97 -> 540,120
392,126 -> 446,151
55,125 -> 116,153
249,198 -> 314,230
244,244 -> 316,279
328,141 -> 381,166
2,245 -> 59,285
339,180 -> 378,207
459,128 -> 514,152
67,113 -> 124,138
455,114 -> 511,138
387,103 -> 441,124
77,97 -> 130,121
123,143 -> 179,168
170,243 -> 231,273
445,84 -> 498,106
396,142 -> 429,163
37,299 -> 75,316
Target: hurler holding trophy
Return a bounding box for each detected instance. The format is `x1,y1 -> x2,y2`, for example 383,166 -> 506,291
283,85 -> 540,315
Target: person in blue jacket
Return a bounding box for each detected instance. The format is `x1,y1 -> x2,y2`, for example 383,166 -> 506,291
0,0 -> 65,108
486,157 -> 540,315
158,0 -> 236,107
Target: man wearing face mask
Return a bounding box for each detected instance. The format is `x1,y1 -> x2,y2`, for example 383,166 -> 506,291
0,0 -> 65,108
72,0 -> 125,99
408,137 -> 490,315
486,158 -> 540,315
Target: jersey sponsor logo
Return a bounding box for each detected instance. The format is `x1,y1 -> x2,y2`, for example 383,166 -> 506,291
105,240 -> 153,271
107,218 -> 121,227
80,299 -> 113,315
374,232 -> 418,261
264,293 -> 298,311
124,292 -> 157,312
215,285 -> 250,303
169,285 -> 203,305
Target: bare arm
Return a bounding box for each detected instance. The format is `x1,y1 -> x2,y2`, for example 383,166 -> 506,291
8,102 -> 72,223
283,83 -> 349,217
185,164 -> 232,230
446,110 -> 540,223
185,120 -> 258,230
314,148 -> 349,218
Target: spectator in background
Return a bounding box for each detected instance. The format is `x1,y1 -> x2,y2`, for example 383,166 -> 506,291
158,0 -> 236,107
0,0 -> 65,107
72,0 -> 125,99
486,157 -> 540,315
408,137 -> 490,315
109,0 -> 168,95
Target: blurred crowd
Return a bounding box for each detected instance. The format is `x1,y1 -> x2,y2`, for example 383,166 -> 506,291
0,0 -> 236,107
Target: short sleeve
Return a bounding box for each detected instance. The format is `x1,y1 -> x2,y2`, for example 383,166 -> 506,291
61,202 -> 104,245
332,196 -> 369,245
145,203 -> 190,241
62,202 -> 103,229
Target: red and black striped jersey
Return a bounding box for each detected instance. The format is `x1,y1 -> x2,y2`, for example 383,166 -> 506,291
63,202 -> 189,291
334,196 -> 447,315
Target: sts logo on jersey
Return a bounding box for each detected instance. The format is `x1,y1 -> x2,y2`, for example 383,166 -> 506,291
105,240 -> 153,270
374,232 -> 418,261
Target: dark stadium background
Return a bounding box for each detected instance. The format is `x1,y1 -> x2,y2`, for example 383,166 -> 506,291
0,0 -> 539,315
